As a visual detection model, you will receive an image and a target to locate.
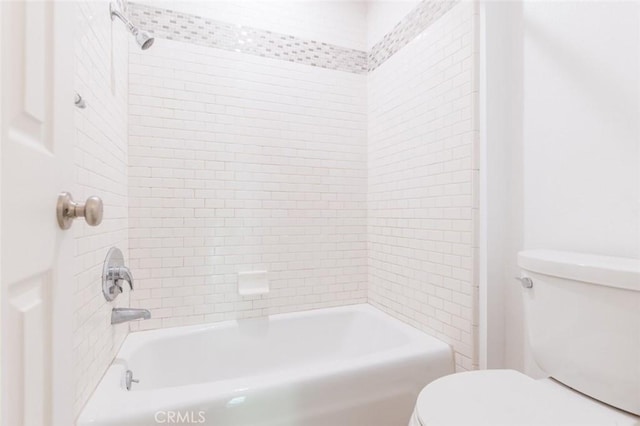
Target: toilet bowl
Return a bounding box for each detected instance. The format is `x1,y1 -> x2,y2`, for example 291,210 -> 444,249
410,250 -> 640,425
409,370 -> 639,425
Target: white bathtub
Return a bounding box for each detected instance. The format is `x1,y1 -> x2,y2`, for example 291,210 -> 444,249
78,304 -> 453,426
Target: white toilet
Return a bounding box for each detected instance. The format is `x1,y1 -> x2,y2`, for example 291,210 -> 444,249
410,250 -> 640,425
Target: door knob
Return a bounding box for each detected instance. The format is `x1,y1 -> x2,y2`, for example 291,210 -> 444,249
56,192 -> 103,229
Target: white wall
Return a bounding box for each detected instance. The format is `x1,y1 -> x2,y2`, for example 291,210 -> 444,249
127,39 -> 367,330
522,1 -> 639,258
135,0 -> 368,50
367,1 -> 479,372
483,0 -> 640,373
73,0 -> 130,416
479,0 -> 524,370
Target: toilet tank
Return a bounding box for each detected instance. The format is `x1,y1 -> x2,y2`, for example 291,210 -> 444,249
518,250 -> 640,416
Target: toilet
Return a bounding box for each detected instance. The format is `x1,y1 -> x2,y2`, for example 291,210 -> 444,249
409,250 -> 640,425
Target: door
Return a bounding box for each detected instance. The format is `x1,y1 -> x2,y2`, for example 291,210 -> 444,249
1,1 -> 75,425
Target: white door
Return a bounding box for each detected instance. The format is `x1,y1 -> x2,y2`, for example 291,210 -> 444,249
1,1 -> 75,425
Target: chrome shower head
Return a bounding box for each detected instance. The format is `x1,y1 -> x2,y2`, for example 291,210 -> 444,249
110,3 -> 155,50
135,31 -> 154,50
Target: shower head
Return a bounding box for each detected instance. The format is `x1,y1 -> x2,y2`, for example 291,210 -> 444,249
110,3 -> 154,50
135,31 -> 154,50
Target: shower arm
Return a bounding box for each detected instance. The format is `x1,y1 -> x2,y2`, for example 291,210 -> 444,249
110,4 -> 139,36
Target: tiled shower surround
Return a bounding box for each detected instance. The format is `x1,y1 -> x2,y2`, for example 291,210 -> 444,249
128,46 -> 368,328
128,2 -> 369,74
368,0 -> 459,71
368,2 -> 479,371
126,0 -> 478,372
74,0 -> 130,415
127,0 -> 459,74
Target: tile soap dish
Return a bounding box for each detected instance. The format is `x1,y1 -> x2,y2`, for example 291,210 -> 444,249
238,270 -> 269,296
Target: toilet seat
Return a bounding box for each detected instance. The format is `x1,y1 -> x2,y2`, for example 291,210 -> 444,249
413,370 -> 639,426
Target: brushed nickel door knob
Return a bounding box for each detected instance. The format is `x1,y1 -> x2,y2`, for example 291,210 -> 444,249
56,192 -> 104,229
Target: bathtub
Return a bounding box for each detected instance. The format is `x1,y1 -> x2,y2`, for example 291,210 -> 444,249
78,304 -> 453,426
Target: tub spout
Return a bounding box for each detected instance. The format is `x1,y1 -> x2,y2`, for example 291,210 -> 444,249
111,308 -> 151,325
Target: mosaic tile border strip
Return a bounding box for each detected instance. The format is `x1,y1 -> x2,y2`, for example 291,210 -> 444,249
368,0 -> 459,72
128,0 -> 458,75
128,2 -> 368,74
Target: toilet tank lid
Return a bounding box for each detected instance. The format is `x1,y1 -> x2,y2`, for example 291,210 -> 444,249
518,250 -> 640,292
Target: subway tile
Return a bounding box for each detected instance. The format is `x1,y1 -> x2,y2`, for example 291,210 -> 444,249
128,38 -> 368,332
368,2 -> 477,373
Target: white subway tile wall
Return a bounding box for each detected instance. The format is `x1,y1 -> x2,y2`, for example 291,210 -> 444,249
127,40 -> 368,330
73,0 -> 130,416
367,2 -> 479,371
368,0 -> 458,71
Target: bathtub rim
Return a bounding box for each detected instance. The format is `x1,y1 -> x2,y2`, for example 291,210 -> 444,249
119,303 -> 446,357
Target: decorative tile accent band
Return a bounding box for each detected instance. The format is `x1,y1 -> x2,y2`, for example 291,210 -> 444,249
368,0 -> 459,72
128,2 -> 368,74
128,0 -> 459,74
